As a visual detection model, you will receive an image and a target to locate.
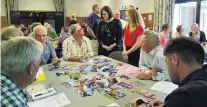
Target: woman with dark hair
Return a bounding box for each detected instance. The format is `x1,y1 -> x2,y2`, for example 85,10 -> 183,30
172,25 -> 186,38
96,6 -> 123,56
122,9 -> 144,67
21,27 -> 29,36
159,23 -> 171,48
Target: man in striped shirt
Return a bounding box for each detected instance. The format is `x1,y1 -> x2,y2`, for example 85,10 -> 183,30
62,24 -> 94,62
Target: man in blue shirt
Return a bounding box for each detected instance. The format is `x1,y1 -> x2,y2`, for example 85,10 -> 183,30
33,25 -> 58,65
87,4 -> 101,39
1,37 -> 43,107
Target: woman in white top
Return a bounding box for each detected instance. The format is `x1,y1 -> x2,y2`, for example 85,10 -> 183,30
172,25 -> 186,38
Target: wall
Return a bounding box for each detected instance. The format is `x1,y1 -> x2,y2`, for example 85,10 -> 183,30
2,0 -> 154,16
64,0 -> 101,17
1,0 -> 6,16
18,0 -> 56,11
101,0 -> 154,13
1,0 -> 7,28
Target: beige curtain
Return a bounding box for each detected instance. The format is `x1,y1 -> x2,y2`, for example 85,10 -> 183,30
154,0 -> 175,32
54,0 -> 64,12
9,0 -> 18,11
5,0 -> 19,25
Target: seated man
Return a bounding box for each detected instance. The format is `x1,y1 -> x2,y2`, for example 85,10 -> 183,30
1,37 -> 43,106
62,24 -> 94,62
136,31 -> 170,81
189,23 -> 206,44
149,38 -> 207,107
33,25 -> 58,65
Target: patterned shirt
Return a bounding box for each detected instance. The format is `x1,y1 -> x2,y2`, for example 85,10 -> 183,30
62,36 -> 94,60
41,40 -> 57,65
1,75 -> 28,107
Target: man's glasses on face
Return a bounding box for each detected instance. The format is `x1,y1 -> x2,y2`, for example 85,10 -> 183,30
35,34 -> 47,37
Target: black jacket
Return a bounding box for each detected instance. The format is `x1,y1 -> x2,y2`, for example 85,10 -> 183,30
164,65 -> 207,107
189,31 -> 206,43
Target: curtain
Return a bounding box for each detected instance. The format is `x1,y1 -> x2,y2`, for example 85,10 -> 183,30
5,0 -> 19,25
54,0 -> 64,12
154,0 -> 175,32
9,0 -> 18,11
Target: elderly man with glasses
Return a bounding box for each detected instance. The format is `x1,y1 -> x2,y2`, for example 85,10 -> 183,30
136,31 -> 170,81
62,24 -> 94,62
33,25 -> 58,65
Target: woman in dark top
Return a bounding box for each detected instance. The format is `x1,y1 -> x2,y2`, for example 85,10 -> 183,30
96,6 -> 123,56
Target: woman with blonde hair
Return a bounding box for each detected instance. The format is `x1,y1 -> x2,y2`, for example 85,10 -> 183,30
127,4 -> 145,29
69,12 -> 78,26
122,9 -> 144,67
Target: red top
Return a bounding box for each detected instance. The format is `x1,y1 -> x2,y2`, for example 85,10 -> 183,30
124,24 -> 144,46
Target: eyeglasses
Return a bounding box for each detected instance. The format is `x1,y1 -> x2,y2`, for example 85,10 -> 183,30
102,13 -> 107,16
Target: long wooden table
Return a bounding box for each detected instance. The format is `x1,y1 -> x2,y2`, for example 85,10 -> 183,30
30,56 -> 168,107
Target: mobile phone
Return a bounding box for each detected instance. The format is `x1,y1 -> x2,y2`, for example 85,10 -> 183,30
56,72 -> 66,76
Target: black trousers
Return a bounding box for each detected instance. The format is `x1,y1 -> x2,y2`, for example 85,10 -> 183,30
98,45 -> 118,57
126,46 -> 140,67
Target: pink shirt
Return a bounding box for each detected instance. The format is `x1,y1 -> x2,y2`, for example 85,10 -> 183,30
159,32 -> 167,48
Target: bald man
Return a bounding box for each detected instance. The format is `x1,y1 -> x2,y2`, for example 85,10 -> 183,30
33,25 -> 58,65
114,10 -> 126,29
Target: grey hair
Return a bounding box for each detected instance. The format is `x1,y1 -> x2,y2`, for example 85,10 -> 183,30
1,37 -> 43,81
69,24 -> 78,36
1,26 -> 24,41
33,25 -> 47,36
144,31 -> 160,47
114,10 -> 120,14
191,23 -> 199,28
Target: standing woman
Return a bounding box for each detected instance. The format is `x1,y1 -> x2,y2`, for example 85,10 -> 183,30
96,6 -> 123,56
122,9 -> 144,67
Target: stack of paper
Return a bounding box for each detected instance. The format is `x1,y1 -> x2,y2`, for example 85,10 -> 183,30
25,84 -> 57,100
150,81 -> 178,94
28,93 -> 71,107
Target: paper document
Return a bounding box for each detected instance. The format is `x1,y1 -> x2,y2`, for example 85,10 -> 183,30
118,64 -> 138,75
107,103 -> 120,107
150,81 -> 178,94
28,93 -> 71,107
25,84 -> 57,100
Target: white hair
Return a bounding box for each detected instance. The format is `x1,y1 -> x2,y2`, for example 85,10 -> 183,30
1,37 -> 43,81
33,25 -> 47,36
191,23 -> 199,28
114,10 -> 120,14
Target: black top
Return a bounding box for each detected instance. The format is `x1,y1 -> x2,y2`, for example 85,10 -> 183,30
70,20 -> 78,26
88,13 -> 100,35
189,31 -> 206,43
164,65 -> 207,107
96,18 -> 123,46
